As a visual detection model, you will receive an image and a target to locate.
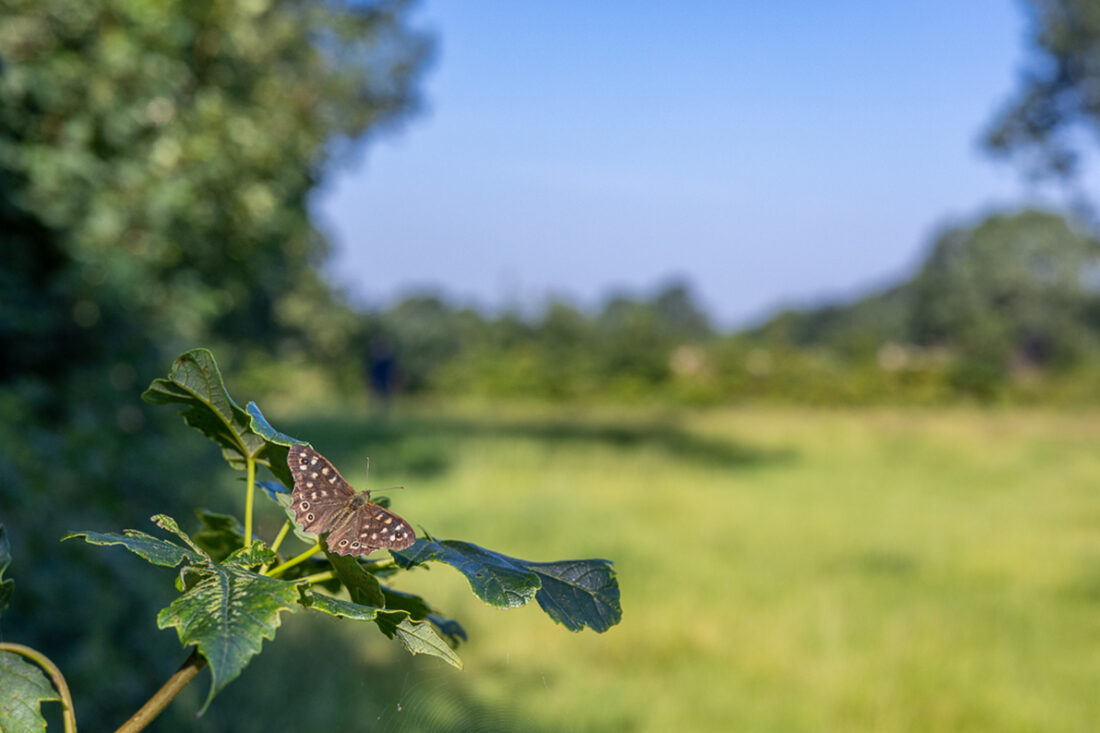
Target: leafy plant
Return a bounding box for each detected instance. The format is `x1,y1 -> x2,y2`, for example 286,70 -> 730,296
8,348 -> 620,730
0,524 -> 78,733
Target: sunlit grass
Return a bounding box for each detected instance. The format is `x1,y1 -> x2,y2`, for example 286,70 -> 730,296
269,406 -> 1100,732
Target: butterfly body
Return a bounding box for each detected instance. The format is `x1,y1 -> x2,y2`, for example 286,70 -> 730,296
287,444 -> 415,556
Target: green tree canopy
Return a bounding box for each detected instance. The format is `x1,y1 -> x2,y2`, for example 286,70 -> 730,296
910,209 -> 1100,368
1,0 -> 431,384
0,2 -> 431,727
985,0 -> 1100,179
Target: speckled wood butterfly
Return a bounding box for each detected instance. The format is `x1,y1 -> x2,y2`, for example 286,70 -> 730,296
287,444 -> 415,556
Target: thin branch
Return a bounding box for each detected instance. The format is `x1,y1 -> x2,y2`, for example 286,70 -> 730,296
299,569 -> 336,585
264,541 -> 323,577
243,455 -> 257,547
260,520 -> 293,574
114,648 -> 207,733
0,642 -> 77,733
269,520 -> 291,556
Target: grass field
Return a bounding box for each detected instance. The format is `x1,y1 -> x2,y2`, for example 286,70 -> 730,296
193,405 -> 1100,732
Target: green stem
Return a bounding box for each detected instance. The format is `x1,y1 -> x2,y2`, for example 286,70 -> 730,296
265,541 -> 323,577
243,455 -> 256,547
362,556 -> 397,571
300,570 -> 336,585
114,648 -> 206,733
259,520 -> 293,574
0,642 -> 78,733
269,520 -> 291,555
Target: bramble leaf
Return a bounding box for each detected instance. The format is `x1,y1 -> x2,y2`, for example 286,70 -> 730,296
427,614 -> 468,647
375,613 -> 463,669
303,591 -> 384,621
62,528 -> 201,567
141,351 -> 300,487
326,552 -> 385,607
156,562 -> 302,713
524,559 -> 621,633
393,539 -> 621,632
378,587 -> 466,645
223,542 -> 277,569
0,524 -> 13,618
380,586 -> 432,619
151,514 -> 207,556
393,539 -> 541,608
0,651 -> 59,733
246,402 -> 299,486
141,349 -> 266,470
302,592 -> 462,667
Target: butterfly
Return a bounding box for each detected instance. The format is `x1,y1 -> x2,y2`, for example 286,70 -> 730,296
287,444 -> 416,556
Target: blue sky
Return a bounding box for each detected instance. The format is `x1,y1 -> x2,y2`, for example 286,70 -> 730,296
315,1 -> 1091,327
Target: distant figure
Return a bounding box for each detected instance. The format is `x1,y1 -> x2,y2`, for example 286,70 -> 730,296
366,336 -> 397,412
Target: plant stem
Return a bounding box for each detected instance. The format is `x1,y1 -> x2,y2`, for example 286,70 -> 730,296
0,643 -> 77,733
269,520 -> 291,555
243,455 -> 256,547
300,569 -> 336,585
115,648 -> 206,733
264,541 -> 322,577
260,520 -> 293,573
363,556 -> 397,571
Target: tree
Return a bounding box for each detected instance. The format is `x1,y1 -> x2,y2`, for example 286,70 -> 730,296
0,1 -> 431,727
985,0 -> 1100,180
909,209 -> 1100,372
1,0 -> 431,374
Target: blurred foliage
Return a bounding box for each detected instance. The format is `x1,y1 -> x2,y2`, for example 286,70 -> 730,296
4,0 -> 1100,727
984,0 -> 1100,180
358,210 -> 1100,406
0,0 -> 430,728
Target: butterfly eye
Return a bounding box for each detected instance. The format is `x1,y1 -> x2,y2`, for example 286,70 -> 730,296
351,541 -> 360,548
300,501 -> 310,510
306,513 -> 315,522
338,539 -> 349,547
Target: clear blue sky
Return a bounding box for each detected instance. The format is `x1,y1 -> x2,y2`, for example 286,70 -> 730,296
315,0 -> 1091,327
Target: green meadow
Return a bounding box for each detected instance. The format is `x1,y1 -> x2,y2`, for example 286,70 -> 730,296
194,405 -> 1100,732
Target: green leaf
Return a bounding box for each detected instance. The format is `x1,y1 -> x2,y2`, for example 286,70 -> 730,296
302,592 -> 463,667
223,542 -> 277,569
393,539 -> 621,633
156,563 -> 302,713
246,402 -> 301,488
246,401 -> 300,446
0,524 -> 13,618
392,539 -> 541,608
427,614 -> 468,647
192,510 -> 245,562
141,349 -> 266,470
326,552 -> 385,608
151,514 -> 207,556
62,528 -> 201,567
375,614 -> 463,669
0,651 -> 59,733
377,587 -> 467,645
380,586 -> 433,619
303,591 -> 383,621
525,559 -> 621,633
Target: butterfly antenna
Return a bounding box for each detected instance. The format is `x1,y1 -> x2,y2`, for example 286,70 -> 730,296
364,456 -> 370,487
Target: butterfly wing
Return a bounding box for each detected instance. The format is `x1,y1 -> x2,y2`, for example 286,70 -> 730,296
287,444 -> 355,535
326,495 -> 416,556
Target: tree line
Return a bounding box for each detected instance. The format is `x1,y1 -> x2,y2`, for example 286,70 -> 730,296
354,208 -> 1100,405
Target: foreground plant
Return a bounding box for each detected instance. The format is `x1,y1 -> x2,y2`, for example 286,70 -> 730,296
7,348 -> 620,731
